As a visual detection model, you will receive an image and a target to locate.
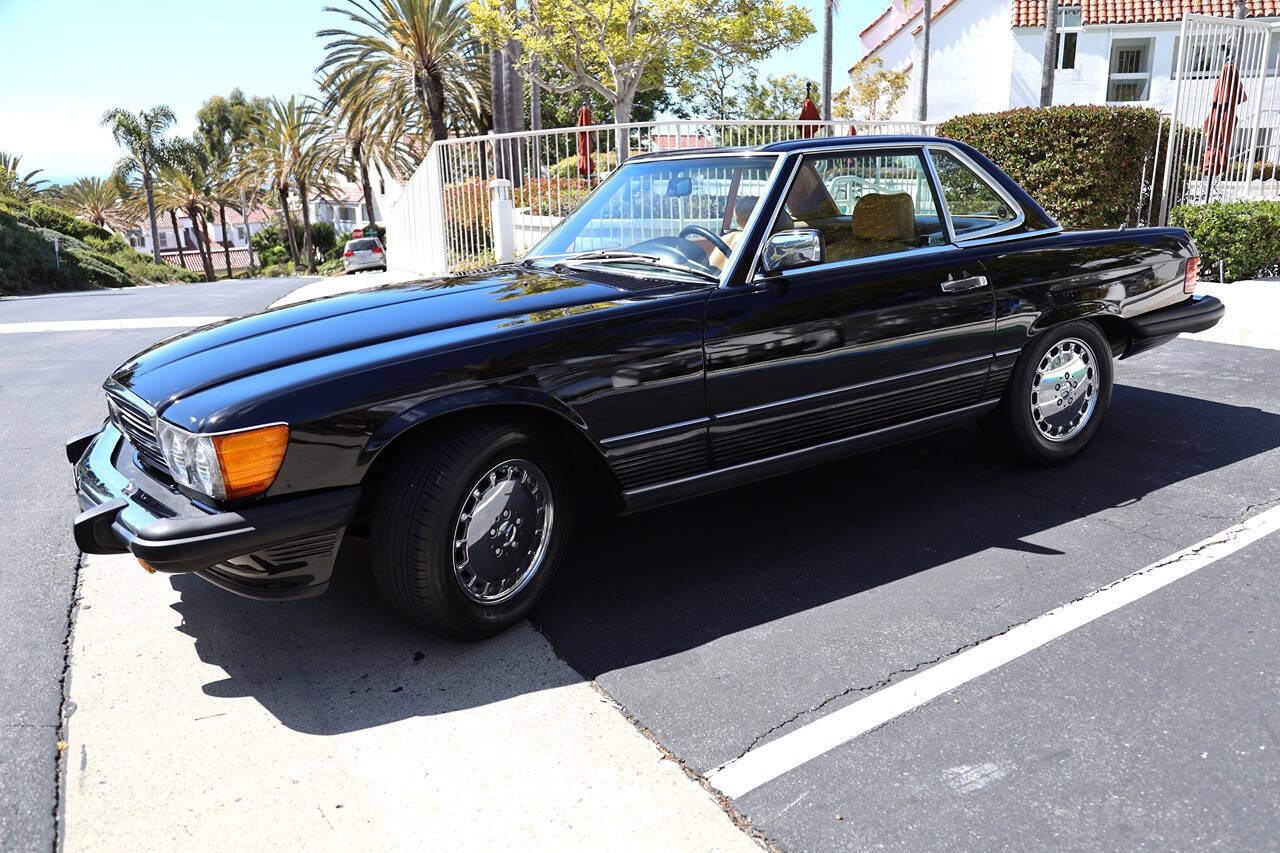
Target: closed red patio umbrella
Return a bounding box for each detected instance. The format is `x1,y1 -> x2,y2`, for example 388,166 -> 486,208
798,84 -> 821,139
1203,60 -> 1247,194
576,105 -> 593,178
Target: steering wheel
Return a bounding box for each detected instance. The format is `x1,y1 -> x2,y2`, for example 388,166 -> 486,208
679,225 -> 733,258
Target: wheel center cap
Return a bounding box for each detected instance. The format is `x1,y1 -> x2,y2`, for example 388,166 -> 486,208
497,519 -> 519,548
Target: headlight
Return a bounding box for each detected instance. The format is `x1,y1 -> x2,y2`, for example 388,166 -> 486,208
155,420 -> 289,500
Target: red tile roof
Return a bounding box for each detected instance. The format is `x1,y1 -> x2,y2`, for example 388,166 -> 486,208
1012,0 -> 1280,27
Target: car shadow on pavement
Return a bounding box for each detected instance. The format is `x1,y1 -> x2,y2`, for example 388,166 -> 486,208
166,384 -> 1280,732
167,549 -> 581,735
533,384 -> 1280,679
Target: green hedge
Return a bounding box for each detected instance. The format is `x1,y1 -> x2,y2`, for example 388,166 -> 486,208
27,200 -> 113,242
937,105 -> 1162,230
1170,201 -> 1280,283
0,200 -> 199,294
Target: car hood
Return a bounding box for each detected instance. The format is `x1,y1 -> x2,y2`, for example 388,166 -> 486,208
109,267 -> 680,426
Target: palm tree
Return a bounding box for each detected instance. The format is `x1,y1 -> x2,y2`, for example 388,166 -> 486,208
318,0 -> 483,145
821,0 -> 839,122
0,152 -> 50,201
52,177 -> 120,227
157,141 -> 219,281
246,96 -> 336,273
1040,0 -> 1058,106
102,106 -> 178,263
319,75 -> 418,229
917,0 -> 932,121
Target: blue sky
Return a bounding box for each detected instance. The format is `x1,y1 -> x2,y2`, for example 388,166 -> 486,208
0,0 -> 881,183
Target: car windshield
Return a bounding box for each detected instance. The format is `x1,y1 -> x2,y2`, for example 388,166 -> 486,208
347,238 -> 379,251
526,155 -> 778,281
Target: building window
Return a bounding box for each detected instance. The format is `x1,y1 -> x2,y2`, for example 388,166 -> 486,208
1054,8 -> 1081,70
159,231 -> 171,249
1108,39 -> 1152,102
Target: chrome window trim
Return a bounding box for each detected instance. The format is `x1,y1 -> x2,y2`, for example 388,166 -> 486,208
925,143 -> 1027,242
954,225 -> 1063,249
744,145 -> 954,284
714,351 -> 994,420
528,151 -> 786,289
754,243 -> 959,282
740,153 -> 804,285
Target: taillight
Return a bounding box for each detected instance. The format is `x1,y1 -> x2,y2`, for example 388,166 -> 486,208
371,245 -> 383,254
1184,256 -> 1199,294
343,250 -> 354,257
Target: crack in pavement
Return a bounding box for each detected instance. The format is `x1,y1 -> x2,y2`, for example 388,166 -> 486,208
50,552 -> 84,853
723,508 -> 1267,768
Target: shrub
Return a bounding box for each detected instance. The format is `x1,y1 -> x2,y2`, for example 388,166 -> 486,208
308,221 -> 337,258
27,200 -> 112,242
0,205 -> 196,294
549,150 -> 617,179
515,177 -> 593,216
938,105 -> 1162,230
1170,200 -> 1280,282
444,177 -> 493,242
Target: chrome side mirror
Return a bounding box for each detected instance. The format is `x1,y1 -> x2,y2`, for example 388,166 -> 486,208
761,229 -> 824,274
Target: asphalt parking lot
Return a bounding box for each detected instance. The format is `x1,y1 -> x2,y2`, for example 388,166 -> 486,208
3,279 -> 1279,850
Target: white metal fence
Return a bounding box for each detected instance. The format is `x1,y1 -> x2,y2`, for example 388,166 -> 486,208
1160,14 -> 1280,222
387,119 -> 936,276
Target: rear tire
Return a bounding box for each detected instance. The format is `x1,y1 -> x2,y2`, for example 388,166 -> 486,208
981,321 -> 1113,466
370,421 -> 573,640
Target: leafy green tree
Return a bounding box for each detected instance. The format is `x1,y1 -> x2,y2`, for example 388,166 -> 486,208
675,55 -> 748,121
52,177 -> 120,228
835,57 -> 909,121
318,0 -> 486,145
197,90 -> 271,275
102,106 -> 179,264
469,0 -> 813,150
741,73 -> 819,120
0,152 -> 50,201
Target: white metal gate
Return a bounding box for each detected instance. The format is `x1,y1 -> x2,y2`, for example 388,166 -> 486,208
1161,13 -> 1280,222
386,118 -> 936,276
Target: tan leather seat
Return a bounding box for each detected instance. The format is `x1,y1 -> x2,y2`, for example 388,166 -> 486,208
850,192 -> 915,243
708,229 -> 745,270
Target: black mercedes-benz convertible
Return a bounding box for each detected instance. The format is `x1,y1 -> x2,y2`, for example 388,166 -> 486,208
70,135 -> 1224,639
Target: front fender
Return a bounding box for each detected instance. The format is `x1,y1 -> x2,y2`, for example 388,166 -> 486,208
360,385 -> 594,466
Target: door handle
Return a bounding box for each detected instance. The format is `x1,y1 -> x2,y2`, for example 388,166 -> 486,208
940,275 -> 989,294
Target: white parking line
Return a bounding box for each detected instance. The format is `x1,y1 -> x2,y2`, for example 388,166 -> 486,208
0,317 -> 228,334
706,503 -> 1280,799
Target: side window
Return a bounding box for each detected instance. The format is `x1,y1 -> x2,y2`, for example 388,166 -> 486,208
770,151 -> 947,264
929,149 -> 1019,236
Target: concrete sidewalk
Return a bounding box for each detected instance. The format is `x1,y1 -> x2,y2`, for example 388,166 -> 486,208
1186,280 -> 1280,350
62,549 -> 757,852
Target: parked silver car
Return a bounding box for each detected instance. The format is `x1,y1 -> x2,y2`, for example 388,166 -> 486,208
342,237 -> 386,273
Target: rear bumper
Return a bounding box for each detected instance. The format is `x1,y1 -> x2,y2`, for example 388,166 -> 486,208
71,423 -> 360,600
1124,294 -> 1225,357
343,256 -> 385,271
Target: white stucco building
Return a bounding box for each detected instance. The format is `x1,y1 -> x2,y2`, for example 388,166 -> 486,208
857,0 -> 1280,121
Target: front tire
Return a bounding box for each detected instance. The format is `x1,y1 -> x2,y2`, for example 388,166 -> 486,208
982,321 -> 1114,466
370,421 -> 573,640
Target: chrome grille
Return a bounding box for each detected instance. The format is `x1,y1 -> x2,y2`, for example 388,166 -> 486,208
105,385 -> 168,472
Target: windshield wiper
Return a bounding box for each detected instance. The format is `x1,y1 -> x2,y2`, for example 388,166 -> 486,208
553,251 -> 721,284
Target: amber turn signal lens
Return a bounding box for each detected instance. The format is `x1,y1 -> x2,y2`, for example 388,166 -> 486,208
138,558 -> 156,574
213,424 -> 289,499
